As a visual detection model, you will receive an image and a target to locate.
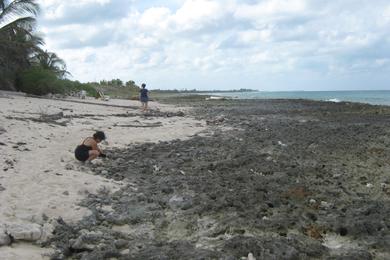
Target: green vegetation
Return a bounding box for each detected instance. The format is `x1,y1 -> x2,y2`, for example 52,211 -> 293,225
16,67 -> 63,95
16,67 -> 98,96
96,85 -> 139,100
0,0 -> 42,90
33,50 -> 68,78
0,0 -> 95,96
78,79 -> 140,99
62,80 -> 97,97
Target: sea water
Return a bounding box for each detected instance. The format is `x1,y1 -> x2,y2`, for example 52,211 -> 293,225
205,90 -> 390,106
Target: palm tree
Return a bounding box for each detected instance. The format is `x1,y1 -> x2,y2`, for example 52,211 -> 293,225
33,50 -> 69,78
0,0 -> 41,90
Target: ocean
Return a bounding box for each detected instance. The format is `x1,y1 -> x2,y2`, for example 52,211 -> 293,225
205,90 -> 390,106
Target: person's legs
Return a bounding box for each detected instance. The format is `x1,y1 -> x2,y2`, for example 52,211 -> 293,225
87,150 -> 100,161
144,101 -> 148,111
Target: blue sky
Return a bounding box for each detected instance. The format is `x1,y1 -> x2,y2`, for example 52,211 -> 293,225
36,0 -> 390,91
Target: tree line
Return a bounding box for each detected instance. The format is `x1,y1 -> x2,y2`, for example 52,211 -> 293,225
94,79 -> 139,89
0,0 -> 99,96
0,0 -> 140,97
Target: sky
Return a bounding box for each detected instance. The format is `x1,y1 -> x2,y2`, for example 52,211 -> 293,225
36,0 -> 390,91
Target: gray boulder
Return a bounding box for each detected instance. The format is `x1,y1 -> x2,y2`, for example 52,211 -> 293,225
5,223 -> 42,241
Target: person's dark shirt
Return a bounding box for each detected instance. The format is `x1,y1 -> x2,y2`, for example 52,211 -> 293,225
140,88 -> 148,98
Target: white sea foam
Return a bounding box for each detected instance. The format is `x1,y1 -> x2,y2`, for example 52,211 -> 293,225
327,98 -> 341,103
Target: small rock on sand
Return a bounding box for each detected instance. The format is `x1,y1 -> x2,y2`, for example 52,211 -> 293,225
65,163 -> 74,170
0,229 -> 11,246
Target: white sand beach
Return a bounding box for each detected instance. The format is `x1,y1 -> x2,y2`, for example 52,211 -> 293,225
0,92 -> 206,259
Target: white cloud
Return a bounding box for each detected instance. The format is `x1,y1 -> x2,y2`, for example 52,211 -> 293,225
237,29 -> 272,44
36,0 -> 390,90
39,0 -> 112,20
139,7 -> 171,30
172,0 -> 224,31
234,0 -> 307,19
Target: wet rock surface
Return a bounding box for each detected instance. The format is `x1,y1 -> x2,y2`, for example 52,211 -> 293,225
46,99 -> 390,259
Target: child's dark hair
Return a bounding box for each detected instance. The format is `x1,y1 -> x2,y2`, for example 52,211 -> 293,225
141,83 -> 146,88
93,131 -> 106,141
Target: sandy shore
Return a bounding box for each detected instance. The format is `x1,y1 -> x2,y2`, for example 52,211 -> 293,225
0,92 -> 206,259
2,92 -> 390,259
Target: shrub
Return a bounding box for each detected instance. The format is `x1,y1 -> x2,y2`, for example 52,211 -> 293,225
16,67 -> 98,97
61,80 -> 98,97
16,67 -> 65,95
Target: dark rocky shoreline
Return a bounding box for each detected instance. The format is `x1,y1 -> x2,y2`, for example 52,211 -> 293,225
47,99 -> 390,259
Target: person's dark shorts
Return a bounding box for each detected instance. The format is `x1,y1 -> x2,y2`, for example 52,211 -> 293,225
140,97 -> 148,103
75,145 -> 90,161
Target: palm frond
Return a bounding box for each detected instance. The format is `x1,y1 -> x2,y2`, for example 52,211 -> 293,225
0,16 -> 36,34
0,1 -> 6,11
0,0 -> 39,22
30,50 -> 69,78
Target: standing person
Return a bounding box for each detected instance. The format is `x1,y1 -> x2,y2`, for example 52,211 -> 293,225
74,131 -> 106,162
139,83 -> 149,112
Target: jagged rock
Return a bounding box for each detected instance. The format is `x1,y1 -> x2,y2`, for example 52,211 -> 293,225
70,236 -> 91,250
39,222 -> 55,243
121,249 -> 130,255
115,158 -> 125,164
333,249 -> 373,259
44,100 -> 390,259
114,239 -> 128,249
320,201 -> 332,209
168,195 -> 193,210
206,115 -> 225,125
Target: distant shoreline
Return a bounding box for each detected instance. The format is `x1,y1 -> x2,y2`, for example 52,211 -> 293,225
187,90 -> 390,107
152,89 -> 258,93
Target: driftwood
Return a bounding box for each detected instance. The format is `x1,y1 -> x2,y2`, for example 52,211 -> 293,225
6,112 -> 70,126
114,122 -> 163,128
28,95 -> 139,110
